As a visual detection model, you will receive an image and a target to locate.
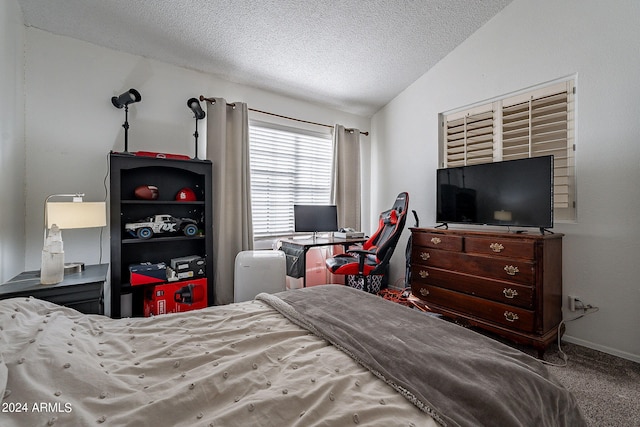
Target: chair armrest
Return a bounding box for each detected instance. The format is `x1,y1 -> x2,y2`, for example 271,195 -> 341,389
346,248 -> 376,274
346,248 -> 375,256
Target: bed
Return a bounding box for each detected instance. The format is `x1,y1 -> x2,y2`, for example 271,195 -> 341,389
0,285 -> 585,426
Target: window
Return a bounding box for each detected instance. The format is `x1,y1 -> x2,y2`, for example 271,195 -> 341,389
441,79 -> 576,221
249,122 -> 333,237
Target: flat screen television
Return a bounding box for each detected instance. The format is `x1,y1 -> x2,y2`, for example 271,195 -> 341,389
294,204 -> 338,233
436,156 -> 554,229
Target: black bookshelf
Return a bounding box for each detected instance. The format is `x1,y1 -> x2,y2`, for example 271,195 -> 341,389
109,153 -> 213,318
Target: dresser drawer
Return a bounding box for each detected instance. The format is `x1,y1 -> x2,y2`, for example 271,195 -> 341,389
465,236 -> 535,259
419,285 -> 536,333
409,228 -> 563,355
412,249 -> 535,285
412,232 -> 463,251
411,266 -> 534,309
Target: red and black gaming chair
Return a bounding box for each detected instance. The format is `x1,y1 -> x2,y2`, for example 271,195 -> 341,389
326,192 -> 409,293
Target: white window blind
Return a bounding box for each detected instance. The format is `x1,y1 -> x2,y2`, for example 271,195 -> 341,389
441,79 -> 576,221
249,122 -> 333,237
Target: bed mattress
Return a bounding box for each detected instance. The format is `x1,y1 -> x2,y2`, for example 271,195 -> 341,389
0,285 -> 585,426
0,294 -> 433,426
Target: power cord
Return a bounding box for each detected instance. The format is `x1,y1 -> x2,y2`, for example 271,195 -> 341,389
99,152 -> 111,265
541,299 -> 599,367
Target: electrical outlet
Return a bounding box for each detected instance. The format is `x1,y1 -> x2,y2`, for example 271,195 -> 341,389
567,295 -> 579,312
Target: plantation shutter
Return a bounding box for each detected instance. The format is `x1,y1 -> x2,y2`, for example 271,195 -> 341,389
444,107 -> 495,167
249,122 -> 333,237
441,79 -> 576,221
502,81 -> 575,219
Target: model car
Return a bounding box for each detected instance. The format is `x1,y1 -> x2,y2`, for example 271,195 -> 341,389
125,214 -> 199,239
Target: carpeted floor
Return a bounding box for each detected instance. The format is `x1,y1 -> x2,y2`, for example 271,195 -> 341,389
377,289 -> 640,426
541,342 -> 640,427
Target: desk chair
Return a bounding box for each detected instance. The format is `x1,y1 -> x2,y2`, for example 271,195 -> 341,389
325,192 -> 409,293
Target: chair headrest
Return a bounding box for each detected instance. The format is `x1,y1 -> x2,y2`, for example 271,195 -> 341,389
381,209 -> 398,225
392,192 -> 408,212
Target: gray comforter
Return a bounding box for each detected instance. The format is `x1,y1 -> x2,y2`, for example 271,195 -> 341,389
258,285 -> 586,427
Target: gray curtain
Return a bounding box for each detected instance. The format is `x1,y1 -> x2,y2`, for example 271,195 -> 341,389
331,124 -> 361,230
205,98 -> 253,305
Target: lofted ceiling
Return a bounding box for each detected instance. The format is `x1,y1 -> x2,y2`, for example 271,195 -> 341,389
16,0 -> 512,117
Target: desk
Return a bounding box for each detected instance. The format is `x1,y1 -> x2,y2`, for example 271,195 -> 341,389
279,236 -> 367,287
0,264 -> 109,315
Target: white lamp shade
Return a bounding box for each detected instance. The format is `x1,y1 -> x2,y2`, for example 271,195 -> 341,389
46,202 -> 107,229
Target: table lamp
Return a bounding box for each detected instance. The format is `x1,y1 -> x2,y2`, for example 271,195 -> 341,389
41,193 -> 107,284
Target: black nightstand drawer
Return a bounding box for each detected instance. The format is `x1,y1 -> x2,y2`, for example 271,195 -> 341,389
19,281 -> 103,314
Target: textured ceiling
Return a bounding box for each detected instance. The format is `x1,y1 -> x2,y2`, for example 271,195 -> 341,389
16,0 -> 512,116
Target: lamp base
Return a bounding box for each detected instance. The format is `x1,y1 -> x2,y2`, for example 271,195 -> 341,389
64,262 -> 85,274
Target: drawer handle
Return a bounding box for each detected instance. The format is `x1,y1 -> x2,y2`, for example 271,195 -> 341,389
504,265 -> 519,276
490,243 -> 504,253
420,252 -> 430,261
504,311 -> 519,322
419,270 -> 429,278
419,288 -> 430,296
430,237 -> 442,245
503,288 -> 519,299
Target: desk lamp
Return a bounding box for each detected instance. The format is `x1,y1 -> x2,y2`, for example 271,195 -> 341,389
41,193 -> 107,284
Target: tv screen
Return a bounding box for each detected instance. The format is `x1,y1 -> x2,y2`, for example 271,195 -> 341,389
294,205 -> 338,233
436,156 -> 554,229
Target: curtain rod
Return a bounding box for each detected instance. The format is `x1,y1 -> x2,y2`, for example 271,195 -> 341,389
199,95 -> 369,136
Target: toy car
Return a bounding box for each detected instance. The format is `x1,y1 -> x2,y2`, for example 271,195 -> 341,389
125,214 -> 199,239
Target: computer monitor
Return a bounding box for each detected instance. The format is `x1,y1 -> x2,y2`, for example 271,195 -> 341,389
294,205 -> 338,233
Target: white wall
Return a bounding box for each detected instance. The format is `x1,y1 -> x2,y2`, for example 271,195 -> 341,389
0,0 -> 26,282
372,0 -> 640,361
22,28 -> 371,276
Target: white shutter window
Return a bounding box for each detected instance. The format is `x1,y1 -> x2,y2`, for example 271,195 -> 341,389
249,122 -> 333,237
502,81 -> 575,219
444,105 -> 495,167
441,78 -> 576,221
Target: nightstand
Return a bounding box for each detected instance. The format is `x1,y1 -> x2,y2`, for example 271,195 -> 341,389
0,263 -> 109,315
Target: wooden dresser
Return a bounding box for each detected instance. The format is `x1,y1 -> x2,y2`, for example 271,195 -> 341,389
409,227 -> 563,356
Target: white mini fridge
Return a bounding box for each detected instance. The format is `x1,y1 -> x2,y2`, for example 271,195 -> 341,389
234,250 -> 286,303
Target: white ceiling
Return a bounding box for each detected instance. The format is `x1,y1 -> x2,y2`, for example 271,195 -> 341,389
16,0 -> 512,117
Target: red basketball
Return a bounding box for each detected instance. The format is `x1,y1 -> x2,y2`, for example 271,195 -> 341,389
134,185 -> 159,200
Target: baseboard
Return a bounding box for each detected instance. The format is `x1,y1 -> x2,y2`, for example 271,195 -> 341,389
562,335 -> 640,364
